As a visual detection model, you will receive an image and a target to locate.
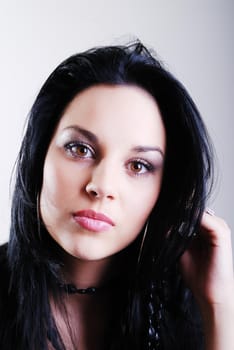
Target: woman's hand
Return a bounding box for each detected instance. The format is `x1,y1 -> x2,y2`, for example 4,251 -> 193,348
180,211 -> 234,305
180,211 -> 234,350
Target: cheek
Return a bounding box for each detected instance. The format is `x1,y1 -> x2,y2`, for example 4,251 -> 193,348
40,157 -> 78,211
41,164 -> 63,207
135,177 -> 162,211
124,178 -> 162,234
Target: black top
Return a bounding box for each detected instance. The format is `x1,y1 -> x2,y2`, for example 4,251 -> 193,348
0,243 -> 10,308
0,243 -> 205,350
0,244 -> 13,347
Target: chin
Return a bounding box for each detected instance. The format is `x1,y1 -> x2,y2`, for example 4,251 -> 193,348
61,245 -> 113,262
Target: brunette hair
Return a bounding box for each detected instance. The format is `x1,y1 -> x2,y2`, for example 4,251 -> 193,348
2,40 -> 213,349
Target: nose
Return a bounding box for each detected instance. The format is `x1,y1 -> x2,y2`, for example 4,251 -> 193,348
85,160 -> 117,200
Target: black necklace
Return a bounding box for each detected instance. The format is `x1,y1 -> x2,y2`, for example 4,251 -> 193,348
59,283 -> 98,295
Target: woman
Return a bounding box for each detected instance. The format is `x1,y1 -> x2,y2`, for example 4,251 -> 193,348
0,41 -> 233,350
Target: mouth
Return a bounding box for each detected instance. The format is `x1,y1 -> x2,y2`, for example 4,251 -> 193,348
72,209 -> 115,233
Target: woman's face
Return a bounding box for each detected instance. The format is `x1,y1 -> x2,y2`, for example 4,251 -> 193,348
40,85 -> 166,261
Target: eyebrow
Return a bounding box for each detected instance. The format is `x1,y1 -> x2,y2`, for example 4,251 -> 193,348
64,125 -> 164,158
132,146 -> 164,158
64,125 -> 99,144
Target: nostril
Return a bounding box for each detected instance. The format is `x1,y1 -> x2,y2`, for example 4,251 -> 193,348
85,182 -> 101,198
85,182 -> 115,200
90,190 -> 99,197
106,194 -> 114,200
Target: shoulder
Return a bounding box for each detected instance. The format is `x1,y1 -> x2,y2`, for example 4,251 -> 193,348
0,242 -> 8,261
0,244 -> 18,348
0,243 -> 13,334
0,243 -> 9,272
0,243 -> 10,301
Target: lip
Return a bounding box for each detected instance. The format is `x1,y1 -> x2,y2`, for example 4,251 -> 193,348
73,209 -> 115,233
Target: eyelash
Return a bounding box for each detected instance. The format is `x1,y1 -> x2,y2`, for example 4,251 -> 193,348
64,141 -> 156,175
64,141 -> 95,159
127,159 -> 156,176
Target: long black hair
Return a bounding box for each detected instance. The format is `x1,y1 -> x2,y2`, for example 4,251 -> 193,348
0,40 -> 213,349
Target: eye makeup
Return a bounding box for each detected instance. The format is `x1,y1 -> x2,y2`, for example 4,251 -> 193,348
56,127 -> 98,153
57,125 -> 164,176
64,141 -> 95,159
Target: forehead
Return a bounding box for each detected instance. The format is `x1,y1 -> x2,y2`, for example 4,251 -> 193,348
57,84 -> 166,149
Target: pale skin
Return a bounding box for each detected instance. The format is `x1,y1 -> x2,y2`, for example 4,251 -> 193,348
41,85 -> 166,349
40,85 -> 234,349
181,212 -> 234,350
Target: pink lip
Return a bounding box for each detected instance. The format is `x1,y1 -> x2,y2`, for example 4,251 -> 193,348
73,210 -> 114,233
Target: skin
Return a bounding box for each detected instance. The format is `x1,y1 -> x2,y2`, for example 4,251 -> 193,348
40,85 -> 166,265
40,84 -> 166,349
39,84 -> 234,349
180,212 -> 234,350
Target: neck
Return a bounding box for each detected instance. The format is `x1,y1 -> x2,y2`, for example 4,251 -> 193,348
60,249 -> 131,290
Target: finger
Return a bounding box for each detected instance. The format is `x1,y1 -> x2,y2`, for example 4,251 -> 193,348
200,211 -> 231,243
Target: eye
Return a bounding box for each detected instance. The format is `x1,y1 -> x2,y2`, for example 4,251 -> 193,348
128,159 -> 154,175
64,142 -> 95,159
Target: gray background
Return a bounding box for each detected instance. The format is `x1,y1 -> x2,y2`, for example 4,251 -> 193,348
0,0 -> 233,251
